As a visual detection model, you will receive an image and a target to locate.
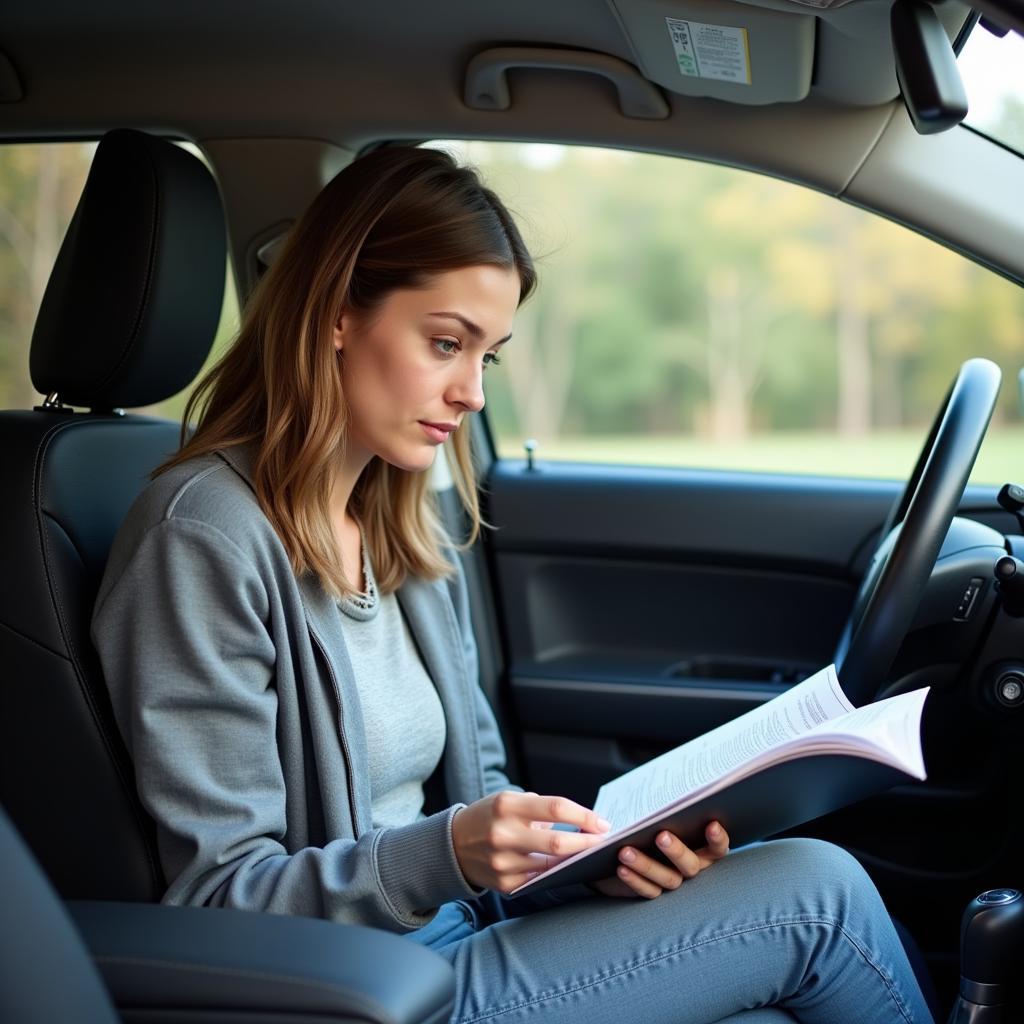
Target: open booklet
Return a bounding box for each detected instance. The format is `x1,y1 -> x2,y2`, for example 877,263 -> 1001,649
510,664 -> 928,897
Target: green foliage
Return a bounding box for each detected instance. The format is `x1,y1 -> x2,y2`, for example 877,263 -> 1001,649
464,141 -> 1024,458
0,143 -> 94,408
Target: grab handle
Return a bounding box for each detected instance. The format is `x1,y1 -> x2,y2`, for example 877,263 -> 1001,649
464,46 -> 669,120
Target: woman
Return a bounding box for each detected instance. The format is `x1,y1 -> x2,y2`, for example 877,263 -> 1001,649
92,145 -> 934,1023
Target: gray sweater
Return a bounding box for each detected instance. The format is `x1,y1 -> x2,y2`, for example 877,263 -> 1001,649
91,443 -> 514,932
341,580 -> 449,829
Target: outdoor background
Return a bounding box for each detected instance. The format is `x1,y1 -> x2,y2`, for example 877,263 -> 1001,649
437,130 -> 1024,482
1,31 -> 1021,484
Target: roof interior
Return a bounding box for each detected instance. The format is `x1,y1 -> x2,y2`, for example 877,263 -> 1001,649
2,0 -> 1021,288
0,0 -> 971,141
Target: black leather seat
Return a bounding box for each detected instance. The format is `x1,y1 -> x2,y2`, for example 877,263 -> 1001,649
0,129 -> 455,1023
0,128 -> 225,901
0,805 -> 120,1024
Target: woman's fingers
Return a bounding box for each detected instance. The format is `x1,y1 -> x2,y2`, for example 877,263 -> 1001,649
650,822 -> 730,876
653,831 -> 703,878
616,864 -> 664,899
619,844 -> 684,890
702,821 -> 730,860
614,822 -> 731,897
527,823 -> 607,861
454,792 -> 610,892
488,792 -> 610,861
511,792 -> 611,835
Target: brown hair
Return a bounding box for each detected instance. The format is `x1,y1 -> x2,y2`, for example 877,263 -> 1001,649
155,146 -> 535,597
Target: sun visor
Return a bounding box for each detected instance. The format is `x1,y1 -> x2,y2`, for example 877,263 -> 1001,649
610,0 -> 816,104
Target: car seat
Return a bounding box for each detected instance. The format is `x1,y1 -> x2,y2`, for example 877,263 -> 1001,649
0,128 -> 456,1023
0,128 -> 226,901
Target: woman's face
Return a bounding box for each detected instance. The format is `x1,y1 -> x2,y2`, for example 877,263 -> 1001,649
333,264 -> 520,473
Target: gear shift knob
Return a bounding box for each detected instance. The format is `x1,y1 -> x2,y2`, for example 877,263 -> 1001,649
948,889 -> 1023,1024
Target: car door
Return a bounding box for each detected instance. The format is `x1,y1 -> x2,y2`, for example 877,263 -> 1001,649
442,138 -> 1024,994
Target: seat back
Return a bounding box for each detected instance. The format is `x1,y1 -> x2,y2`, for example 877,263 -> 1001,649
0,129 -> 227,900
0,804 -> 120,1023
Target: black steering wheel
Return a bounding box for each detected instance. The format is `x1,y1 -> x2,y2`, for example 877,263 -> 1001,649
833,358 -> 1002,706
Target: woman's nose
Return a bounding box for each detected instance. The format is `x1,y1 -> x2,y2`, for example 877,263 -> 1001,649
448,363 -> 486,413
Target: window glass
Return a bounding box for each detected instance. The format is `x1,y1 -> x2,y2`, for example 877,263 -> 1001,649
0,141 -> 238,420
428,141 -> 1024,483
960,24 -> 1024,157
0,141 -> 94,410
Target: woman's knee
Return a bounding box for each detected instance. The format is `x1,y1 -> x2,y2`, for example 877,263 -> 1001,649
728,837 -> 882,912
762,837 -> 870,882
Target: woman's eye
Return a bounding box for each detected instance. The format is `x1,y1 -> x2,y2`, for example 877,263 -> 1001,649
483,352 -> 502,368
432,337 -> 460,356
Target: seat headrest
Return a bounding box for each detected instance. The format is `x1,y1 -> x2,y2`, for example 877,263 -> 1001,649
29,129 -> 227,410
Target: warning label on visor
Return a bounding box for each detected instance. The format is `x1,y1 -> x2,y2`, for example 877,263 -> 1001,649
666,17 -> 751,85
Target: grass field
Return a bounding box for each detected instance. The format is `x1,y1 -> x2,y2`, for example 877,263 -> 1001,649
495,425 -> 1024,485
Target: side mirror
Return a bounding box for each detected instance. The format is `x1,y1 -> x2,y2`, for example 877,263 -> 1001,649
890,0 -> 969,135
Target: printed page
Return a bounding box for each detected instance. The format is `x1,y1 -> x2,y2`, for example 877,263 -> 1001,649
593,664 -> 852,829
798,686 -> 929,780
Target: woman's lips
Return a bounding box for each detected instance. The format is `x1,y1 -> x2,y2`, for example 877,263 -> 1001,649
420,421 -> 454,444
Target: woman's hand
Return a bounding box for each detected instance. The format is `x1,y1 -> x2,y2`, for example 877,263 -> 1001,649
452,791 -> 611,893
591,821 -> 731,899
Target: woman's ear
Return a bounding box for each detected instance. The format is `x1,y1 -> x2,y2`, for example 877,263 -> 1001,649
333,313 -> 346,353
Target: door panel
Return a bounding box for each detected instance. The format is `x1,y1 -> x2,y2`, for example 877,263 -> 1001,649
481,458 -> 1017,996
485,459 -> 908,799
488,461 -> 896,572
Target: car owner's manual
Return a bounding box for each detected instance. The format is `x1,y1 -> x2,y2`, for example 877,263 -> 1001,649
510,665 -> 928,896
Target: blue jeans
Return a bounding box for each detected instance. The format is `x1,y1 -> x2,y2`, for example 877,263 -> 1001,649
406,838 -> 935,1024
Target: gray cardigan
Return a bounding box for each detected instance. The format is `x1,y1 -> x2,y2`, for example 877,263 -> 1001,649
91,443 -> 514,932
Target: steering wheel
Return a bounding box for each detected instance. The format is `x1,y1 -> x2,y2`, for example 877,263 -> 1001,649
833,358 -> 1002,706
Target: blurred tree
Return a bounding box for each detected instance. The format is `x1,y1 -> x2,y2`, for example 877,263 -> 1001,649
0,143 -> 94,408
379,140 -> 1024,453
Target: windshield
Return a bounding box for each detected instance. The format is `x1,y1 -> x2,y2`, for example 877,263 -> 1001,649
959,22 -> 1024,156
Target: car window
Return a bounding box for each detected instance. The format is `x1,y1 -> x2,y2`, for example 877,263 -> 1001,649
427,140 -> 1024,484
960,22 -> 1024,157
0,140 -> 238,421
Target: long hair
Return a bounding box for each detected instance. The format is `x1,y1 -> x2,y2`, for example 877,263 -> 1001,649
155,146 -> 536,598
